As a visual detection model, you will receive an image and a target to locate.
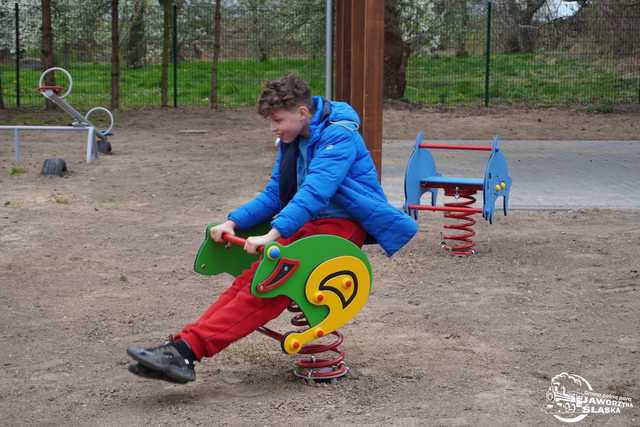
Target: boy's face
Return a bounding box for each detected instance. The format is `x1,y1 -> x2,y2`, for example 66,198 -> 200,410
268,106 -> 311,144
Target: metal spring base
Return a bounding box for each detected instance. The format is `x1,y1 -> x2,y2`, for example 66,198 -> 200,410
257,302 -> 348,383
287,303 -> 348,382
441,188 -> 478,256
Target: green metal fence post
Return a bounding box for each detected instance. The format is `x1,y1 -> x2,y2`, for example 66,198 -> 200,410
15,2 -> 20,108
172,3 -> 178,108
484,0 -> 492,107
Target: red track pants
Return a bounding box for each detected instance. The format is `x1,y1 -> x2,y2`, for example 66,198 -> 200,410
175,218 -> 367,360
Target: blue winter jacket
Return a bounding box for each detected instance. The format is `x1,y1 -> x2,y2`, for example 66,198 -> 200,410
229,96 -> 417,256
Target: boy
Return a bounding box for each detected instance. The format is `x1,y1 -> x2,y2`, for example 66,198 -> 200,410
127,73 -> 417,383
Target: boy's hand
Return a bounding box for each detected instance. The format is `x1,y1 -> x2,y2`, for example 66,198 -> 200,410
244,228 -> 282,255
210,220 -> 236,243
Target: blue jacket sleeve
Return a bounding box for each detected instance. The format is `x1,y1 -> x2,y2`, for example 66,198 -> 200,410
228,150 -> 281,230
271,127 -> 356,237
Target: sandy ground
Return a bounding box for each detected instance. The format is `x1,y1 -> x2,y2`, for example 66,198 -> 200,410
1,106 -> 639,426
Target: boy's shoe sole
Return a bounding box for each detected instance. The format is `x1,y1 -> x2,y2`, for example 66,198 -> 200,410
127,346 -> 196,384
127,363 -> 188,384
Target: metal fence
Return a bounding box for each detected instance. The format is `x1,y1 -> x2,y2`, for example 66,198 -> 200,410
404,0 -> 640,107
0,0 -> 638,110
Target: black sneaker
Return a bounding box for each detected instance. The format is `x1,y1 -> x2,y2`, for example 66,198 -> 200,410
126,341 -> 196,384
128,363 -> 184,383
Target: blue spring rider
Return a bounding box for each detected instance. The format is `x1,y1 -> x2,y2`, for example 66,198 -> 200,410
403,131 -> 512,255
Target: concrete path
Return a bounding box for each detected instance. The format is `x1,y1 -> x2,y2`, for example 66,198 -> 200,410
381,139 -> 640,210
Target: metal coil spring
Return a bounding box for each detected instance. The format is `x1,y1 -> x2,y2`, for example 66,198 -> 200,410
441,188 -> 478,256
286,303 -> 348,382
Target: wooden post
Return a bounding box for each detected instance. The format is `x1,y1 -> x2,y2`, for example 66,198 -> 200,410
335,0 -> 384,180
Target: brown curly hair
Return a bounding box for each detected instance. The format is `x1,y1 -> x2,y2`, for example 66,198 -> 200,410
257,73 -> 313,117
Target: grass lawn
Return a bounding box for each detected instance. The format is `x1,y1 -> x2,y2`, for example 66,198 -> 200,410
0,58 -> 324,109
405,53 -> 638,106
1,53 -> 637,109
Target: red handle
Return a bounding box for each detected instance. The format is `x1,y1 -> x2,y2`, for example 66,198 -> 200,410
221,232 -> 247,247
419,143 -> 492,152
217,232 -> 264,253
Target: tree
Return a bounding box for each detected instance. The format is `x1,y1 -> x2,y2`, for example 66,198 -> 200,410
53,1 -> 71,67
577,0 -> 640,57
225,0 -> 322,63
53,0 -> 110,64
127,0 -> 148,68
41,0 -> 55,109
237,0 -> 277,62
434,0 -> 470,57
503,0 -> 547,53
251,1 -> 267,62
0,71 -> 5,109
160,0 -> 171,107
384,0 -> 411,99
111,0 -> 120,109
210,0 -> 222,109
277,0 -> 325,59
384,0 -> 442,99
0,5 -> 5,109
0,7 -> 10,62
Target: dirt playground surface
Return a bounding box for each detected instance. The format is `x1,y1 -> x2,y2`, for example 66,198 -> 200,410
1,107 -> 639,426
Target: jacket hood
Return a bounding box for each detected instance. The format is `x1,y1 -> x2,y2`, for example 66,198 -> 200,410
308,96 -> 360,141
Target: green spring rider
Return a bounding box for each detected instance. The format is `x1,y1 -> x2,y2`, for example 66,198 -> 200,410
194,223 -> 373,381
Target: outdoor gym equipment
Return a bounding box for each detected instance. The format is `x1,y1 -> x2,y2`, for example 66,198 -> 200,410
0,67 -> 114,170
194,223 -> 372,381
404,131 -> 512,255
